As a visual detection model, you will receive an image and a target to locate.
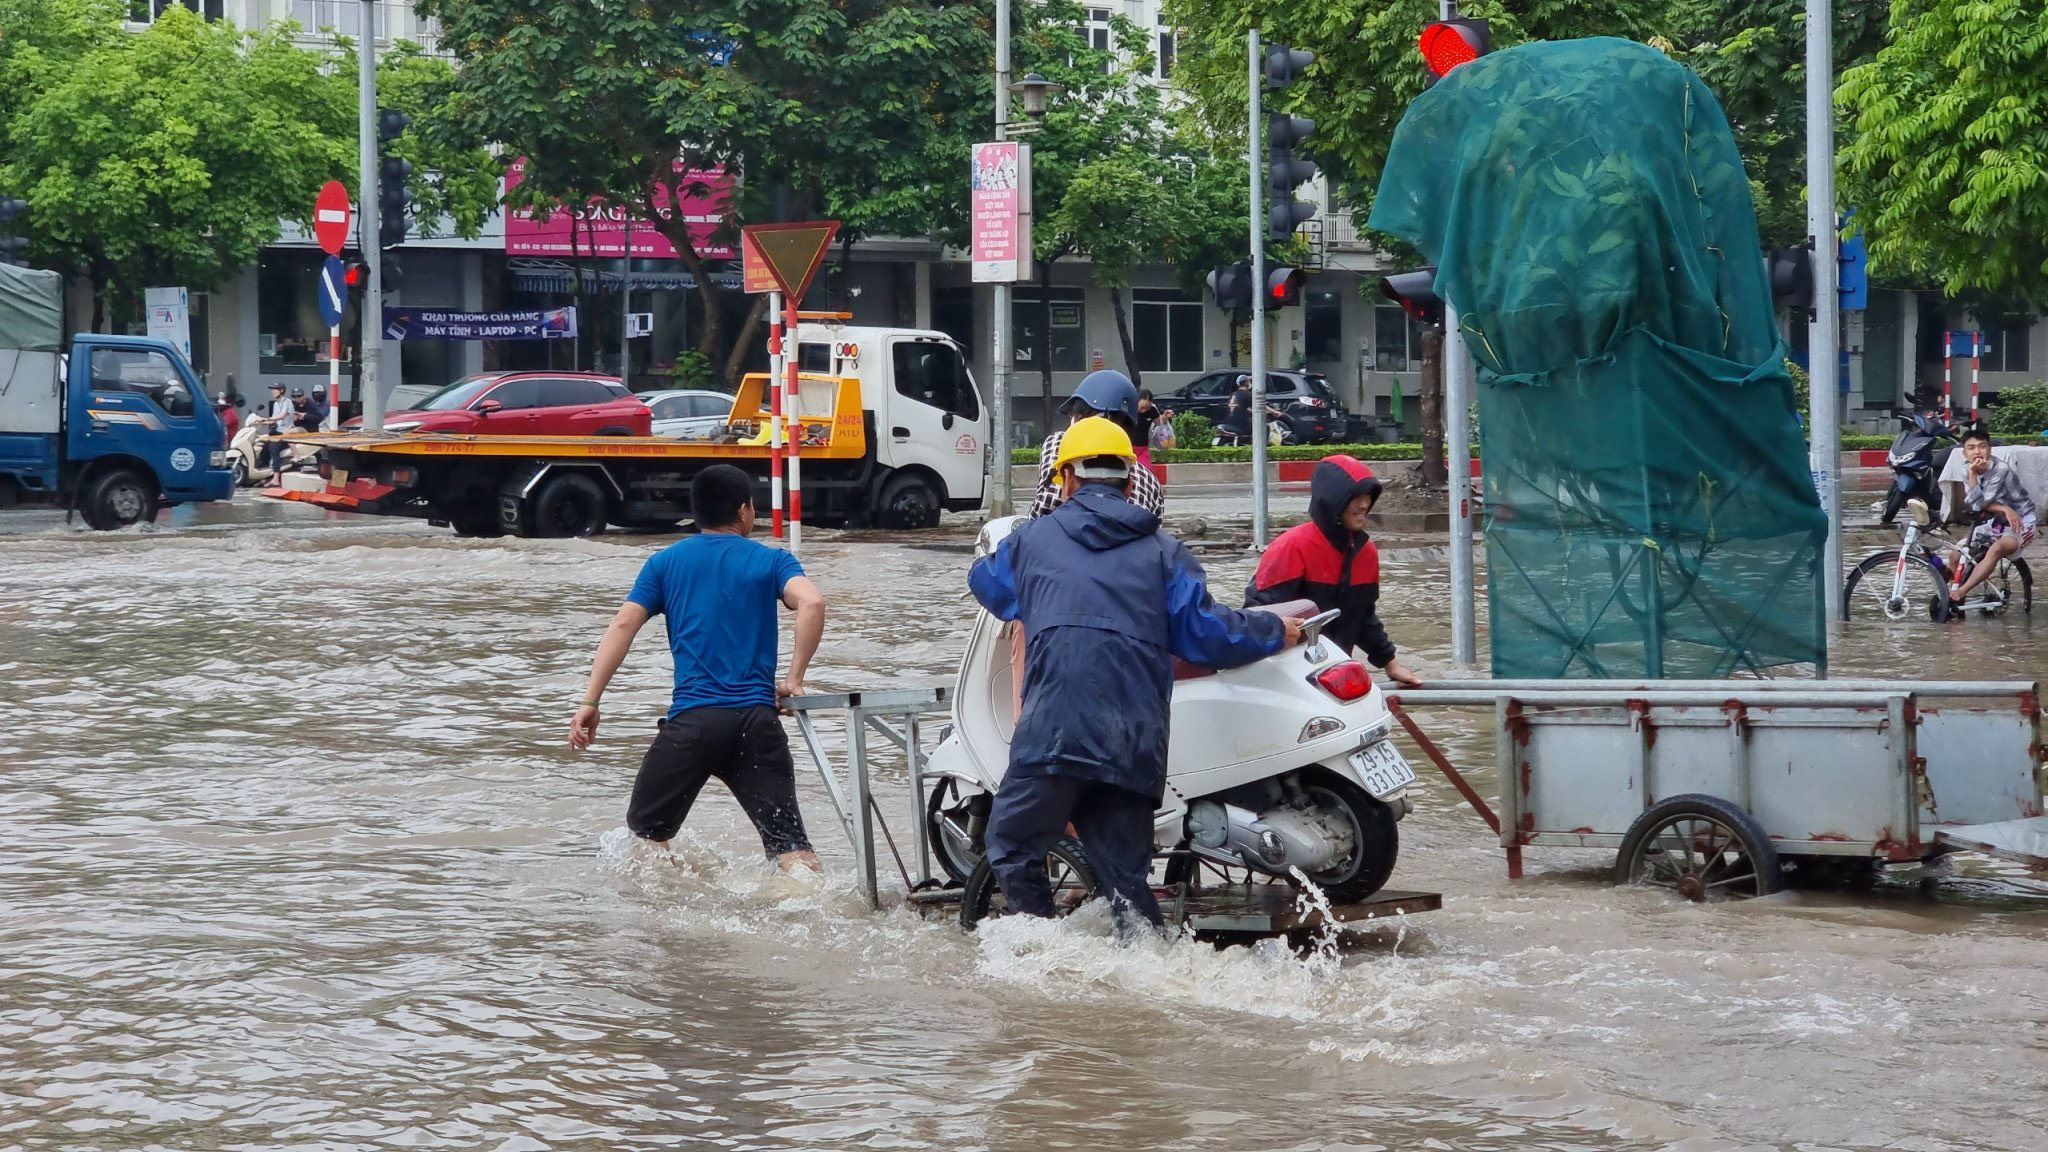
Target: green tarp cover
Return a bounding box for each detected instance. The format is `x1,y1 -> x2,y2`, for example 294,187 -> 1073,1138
1370,37 -> 1825,678
0,262 -> 63,353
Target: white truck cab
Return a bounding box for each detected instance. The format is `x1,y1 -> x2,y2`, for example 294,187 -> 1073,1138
794,324 -> 987,524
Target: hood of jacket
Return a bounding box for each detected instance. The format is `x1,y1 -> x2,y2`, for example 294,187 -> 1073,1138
1307,455 -> 1383,553
1053,482 -> 1161,551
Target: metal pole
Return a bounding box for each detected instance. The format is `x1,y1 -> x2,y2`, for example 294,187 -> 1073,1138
769,289 -> 785,538
988,0 -> 1014,516
619,216 -> 631,383
1248,29 -> 1269,549
357,1 -> 382,431
1806,0 -> 1841,637
1445,309 -> 1476,667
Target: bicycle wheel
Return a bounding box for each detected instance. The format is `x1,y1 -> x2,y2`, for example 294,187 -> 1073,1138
1843,549 -> 1951,622
1987,556 -> 2033,616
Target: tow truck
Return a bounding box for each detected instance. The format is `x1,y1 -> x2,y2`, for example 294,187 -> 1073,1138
264,325 -> 987,536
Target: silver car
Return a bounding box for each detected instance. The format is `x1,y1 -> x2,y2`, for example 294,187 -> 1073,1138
641,389 -> 736,440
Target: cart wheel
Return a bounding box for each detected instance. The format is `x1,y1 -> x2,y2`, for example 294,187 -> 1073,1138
924,776 -> 984,884
1614,793 -> 1783,901
959,837 -> 1098,930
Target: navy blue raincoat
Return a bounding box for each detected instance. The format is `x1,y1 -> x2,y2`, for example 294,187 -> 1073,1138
969,484 -> 1287,802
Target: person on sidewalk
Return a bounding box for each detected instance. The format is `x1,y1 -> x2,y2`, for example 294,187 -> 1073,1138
1030,369 -> 1162,518
1246,455 -> 1424,687
568,465 -> 828,873
970,417 -> 1301,933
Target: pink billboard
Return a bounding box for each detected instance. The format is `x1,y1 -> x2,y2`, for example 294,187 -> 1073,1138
971,142 -> 1027,283
504,157 -> 736,259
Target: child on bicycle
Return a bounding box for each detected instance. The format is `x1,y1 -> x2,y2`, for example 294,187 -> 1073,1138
1950,427 -> 2036,606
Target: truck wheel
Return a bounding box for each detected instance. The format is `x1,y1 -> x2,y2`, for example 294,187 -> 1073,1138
527,472 -> 609,538
449,509 -> 503,538
878,472 -> 942,530
82,469 -> 158,530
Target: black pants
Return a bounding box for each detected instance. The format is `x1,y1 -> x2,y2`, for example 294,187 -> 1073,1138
626,706 -> 812,857
984,773 -> 1162,929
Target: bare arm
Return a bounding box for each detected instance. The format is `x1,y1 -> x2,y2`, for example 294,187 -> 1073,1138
779,576 -> 826,698
568,601 -> 652,749
1991,500 -> 2024,535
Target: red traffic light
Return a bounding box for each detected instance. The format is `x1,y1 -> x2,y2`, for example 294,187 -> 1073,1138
1419,18 -> 1490,78
1267,266 -> 1305,308
342,261 -> 368,290
1378,268 -> 1443,325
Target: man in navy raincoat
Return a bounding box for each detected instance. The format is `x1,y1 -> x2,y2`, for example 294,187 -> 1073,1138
968,417 -> 1298,929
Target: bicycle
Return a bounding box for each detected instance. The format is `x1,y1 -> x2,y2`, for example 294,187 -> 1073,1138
1841,498 -> 2033,622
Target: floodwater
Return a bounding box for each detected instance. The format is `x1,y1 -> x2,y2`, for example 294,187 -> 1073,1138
3,498 -> 2045,1152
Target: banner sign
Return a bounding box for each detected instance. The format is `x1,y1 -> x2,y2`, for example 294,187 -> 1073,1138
504,158 -> 735,259
144,286 -> 193,364
970,142 -> 1030,283
383,306 -> 579,342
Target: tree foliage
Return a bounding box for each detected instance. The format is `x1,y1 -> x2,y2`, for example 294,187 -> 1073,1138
417,0 -> 991,383
1839,0 -> 2048,306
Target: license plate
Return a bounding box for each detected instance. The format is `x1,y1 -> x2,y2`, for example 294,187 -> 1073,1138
329,468 -> 349,488
1350,740 -> 1416,798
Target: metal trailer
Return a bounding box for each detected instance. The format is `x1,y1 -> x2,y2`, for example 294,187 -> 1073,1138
1385,680 -> 2045,897
783,687 -> 1441,934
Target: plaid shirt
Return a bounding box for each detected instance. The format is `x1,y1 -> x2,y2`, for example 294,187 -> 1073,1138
1028,429 -> 1165,518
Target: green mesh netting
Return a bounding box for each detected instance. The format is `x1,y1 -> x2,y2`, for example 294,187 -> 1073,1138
1369,37 -> 1825,678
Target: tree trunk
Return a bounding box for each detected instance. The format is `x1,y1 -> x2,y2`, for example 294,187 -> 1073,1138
1037,259 -> 1056,433
1419,326 -> 1446,486
567,210 -> 588,371
720,293 -> 768,387
1108,285 -> 1140,390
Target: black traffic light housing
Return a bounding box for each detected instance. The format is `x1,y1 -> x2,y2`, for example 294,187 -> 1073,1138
0,196 -> 27,267
377,108 -> 413,251
1419,17 -> 1491,82
342,259 -> 369,292
1767,246 -> 1814,312
1263,44 -> 1318,245
1207,263 -> 1252,312
1266,266 -> 1306,308
1379,267 -> 1444,326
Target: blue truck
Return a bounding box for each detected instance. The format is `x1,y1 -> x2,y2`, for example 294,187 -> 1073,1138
0,263 -> 231,529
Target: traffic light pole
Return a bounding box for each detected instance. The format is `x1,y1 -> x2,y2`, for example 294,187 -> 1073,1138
1440,0 -> 1477,669
1247,29 -> 1270,549
1806,0 -> 1841,649
357,1 -> 383,432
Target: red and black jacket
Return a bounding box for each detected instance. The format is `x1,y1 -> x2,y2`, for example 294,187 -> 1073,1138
1244,455 -> 1396,666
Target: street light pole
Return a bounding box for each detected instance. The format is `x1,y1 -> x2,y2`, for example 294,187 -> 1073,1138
357,1 -> 382,431
988,0 -> 1015,516
1248,29 -> 1269,549
1806,0 -> 1842,651
1441,0 -> 1476,668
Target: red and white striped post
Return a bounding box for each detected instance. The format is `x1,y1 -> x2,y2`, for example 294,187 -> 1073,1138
1941,331 -> 1954,420
768,290 -> 785,539
326,325 -> 341,429
1969,330 -> 1982,425
786,295 -> 803,553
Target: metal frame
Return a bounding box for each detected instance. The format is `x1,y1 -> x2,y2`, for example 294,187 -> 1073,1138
785,687 -> 951,908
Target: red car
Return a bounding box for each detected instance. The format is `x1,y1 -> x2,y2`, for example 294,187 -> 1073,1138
347,372 -> 651,436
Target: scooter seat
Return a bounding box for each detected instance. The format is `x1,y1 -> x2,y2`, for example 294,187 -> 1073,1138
1171,599 -> 1320,680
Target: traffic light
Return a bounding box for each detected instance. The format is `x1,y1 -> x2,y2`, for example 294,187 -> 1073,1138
342,260 -> 369,291
0,196 -> 27,267
1419,17 -> 1490,82
377,108 -> 413,250
1767,246 -> 1813,311
1263,43 -> 1318,246
1207,263 -> 1252,311
1266,265 -> 1306,308
1379,267 -> 1444,326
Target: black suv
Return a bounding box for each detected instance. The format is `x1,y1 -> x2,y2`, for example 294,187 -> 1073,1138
1161,370 -> 1349,443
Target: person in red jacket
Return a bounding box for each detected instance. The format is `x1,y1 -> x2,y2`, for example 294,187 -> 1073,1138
215,393 -> 239,447
1245,455 -> 1423,686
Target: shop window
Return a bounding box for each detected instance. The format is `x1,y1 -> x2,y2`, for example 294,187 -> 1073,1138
1981,318 -> 2032,374
1374,304 -> 1417,372
259,252 -> 351,377
1013,292 -> 1087,373
1132,289 -> 1203,374
1305,291 -> 1343,364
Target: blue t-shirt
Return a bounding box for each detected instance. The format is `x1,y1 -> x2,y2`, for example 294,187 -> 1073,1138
626,533 -> 805,714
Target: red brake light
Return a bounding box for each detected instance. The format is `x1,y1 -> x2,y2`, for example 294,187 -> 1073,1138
1315,661 -> 1373,702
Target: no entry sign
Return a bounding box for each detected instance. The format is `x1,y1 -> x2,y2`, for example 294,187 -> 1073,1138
313,181 -> 351,255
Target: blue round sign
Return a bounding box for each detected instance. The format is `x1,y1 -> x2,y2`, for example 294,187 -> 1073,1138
317,255 -> 347,328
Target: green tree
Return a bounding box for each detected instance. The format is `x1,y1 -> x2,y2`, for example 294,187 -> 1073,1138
417,0 -> 990,385
1,6 -> 354,328
372,42 -> 501,245
1838,0 -> 2048,306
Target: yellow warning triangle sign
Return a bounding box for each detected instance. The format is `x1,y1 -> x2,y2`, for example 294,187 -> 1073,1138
743,221 -> 840,299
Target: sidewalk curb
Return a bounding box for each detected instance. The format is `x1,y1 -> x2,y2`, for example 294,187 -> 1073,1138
1011,451 -> 1891,491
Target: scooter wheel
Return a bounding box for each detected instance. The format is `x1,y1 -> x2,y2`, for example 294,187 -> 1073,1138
924,777 -> 984,884
1295,773 -> 1400,904
959,837 -> 1098,930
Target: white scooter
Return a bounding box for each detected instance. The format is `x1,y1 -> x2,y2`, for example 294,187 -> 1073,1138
923,516 -> 1415,924
227,419 -> 314,487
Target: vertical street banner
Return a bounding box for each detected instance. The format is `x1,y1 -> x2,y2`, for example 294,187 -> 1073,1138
970,142 -> 1030,283
144,287 -> 192,365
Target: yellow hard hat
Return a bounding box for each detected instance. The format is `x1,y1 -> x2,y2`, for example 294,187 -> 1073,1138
1053,415 -> 1136,474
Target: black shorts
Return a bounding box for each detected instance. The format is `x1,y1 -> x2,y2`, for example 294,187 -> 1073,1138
626,705 -> 813,857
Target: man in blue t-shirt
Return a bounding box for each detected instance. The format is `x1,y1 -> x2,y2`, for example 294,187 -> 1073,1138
568,465 -> 828,872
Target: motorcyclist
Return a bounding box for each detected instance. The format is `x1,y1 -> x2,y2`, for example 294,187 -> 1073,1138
215,393 -> 239,446
300,386 -> 331,432
261,383 -> 295,474
1029,369 -> 1161,518
1246,455 -> 1423,686
969,417 -> 1302,933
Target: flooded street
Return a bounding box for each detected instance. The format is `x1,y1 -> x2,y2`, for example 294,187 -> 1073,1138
4,500 -> 2045,1152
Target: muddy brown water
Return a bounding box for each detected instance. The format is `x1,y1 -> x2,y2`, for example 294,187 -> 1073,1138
3,497 -> 2044,1151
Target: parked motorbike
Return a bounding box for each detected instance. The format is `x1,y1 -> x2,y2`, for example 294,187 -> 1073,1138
922,517 -> 1414,926
1212,407 -> 1294,448
1880,409 -> 1958,524
227,420 -> 314,487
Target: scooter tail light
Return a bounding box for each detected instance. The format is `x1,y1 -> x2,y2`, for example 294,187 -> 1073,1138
1314,661 -> 1373,702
